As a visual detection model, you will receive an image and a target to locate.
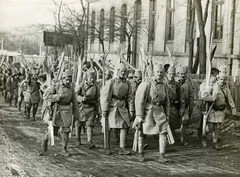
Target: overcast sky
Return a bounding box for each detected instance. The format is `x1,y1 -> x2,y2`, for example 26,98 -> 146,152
0,0 -> 84,31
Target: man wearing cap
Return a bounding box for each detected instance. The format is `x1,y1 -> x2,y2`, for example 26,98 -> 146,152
133,64 -> 170,163
165,66 -> 181,133
40,70 -> 79,156
23,66 -> 41,121
177,66 -> 194,146
200,72 -> 236,150
4,68 -> 12,102
100,63 -> 134,155
75,69 -> 100,149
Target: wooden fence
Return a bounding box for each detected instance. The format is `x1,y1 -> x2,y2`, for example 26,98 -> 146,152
189,74 -> 240,115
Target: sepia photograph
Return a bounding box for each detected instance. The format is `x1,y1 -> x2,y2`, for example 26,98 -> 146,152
0,0 -> 240,176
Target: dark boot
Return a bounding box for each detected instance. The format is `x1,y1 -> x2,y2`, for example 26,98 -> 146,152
87,127 -> 95,149
106,130 -> 112,155
18,101 -> 21,111
14,97 -> 18,107
30,107 -> 37,121
113,128 -> 120,144
26,107 -> 31,119
212,143 -> 221,151
76,126 -> 81,146
61,132 -> 70,156
38,133 -> 49,156
9,96 -> 12,106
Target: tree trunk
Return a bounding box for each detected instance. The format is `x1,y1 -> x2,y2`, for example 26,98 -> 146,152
127,36 -> 131,63
195,0 -> 206,74
188,0 -> 195,73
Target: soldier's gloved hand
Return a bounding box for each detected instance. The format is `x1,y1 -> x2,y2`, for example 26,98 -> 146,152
129,111 -> 135,121
132,116 -> 143,130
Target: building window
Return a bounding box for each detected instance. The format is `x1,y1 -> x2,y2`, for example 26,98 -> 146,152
100,9 -> 105,41
109,7 -> 115,43
149,0 -> 156,42
213,0 -> 224,40
166,0 -> 175,41
120,4 -> 127,43
91,11 -> 95,44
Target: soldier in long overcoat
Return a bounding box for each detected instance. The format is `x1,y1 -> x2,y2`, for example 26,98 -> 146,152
75,70 -> 100,149
23,66 -> 41,120
200,72 -> 236,150
40,70 -> 79,156
165,66 -> 181,133
133,64 -> 170,163
178,67 -> 194,146
100,63 -> 134,155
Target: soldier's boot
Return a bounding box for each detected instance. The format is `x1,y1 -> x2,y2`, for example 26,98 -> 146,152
18,101 -> 22,111
26,107 -> 31,119
31,105 -> 38,121
159,133 -> 168,163
61,132 -> 70,156
9,96 -> 12,106
113,128 -> 120,144
38,132 -> 49,156
76,126 -> 82,146
180,124 -> 188,146
118,129 -> 131,155
87,127 -> 95,149
138,137 -> 145,162
106,130 -> 112,155
14,97 -> 18,107
212,124 -> 221,151
202,124 -> 209,147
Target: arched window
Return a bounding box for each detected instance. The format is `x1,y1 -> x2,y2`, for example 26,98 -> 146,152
91,11 -> 96,44
120,4 -> 127,42
166,0 -> 175,41
109,7 -> 115,43
100,9 -> 105,40
149,0 -> 156,42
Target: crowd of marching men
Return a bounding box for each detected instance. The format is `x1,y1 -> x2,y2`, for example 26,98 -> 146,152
0,58 -> 237,163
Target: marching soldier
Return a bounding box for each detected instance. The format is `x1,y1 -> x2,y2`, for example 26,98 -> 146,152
4,68 -> 12,102
178,67 -> 194,146
200,72 -> 236,150
23,66 -> 41,121
75,70 -> 100,149
133,64 -> 170,163
165,66 -> 181,133
6,71 -> 19,107
18,67 -> 26,112
40,70 -> 79,156
100,63 -> 134,155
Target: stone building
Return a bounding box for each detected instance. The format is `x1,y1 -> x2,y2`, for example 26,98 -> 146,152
86,0 -> 240,76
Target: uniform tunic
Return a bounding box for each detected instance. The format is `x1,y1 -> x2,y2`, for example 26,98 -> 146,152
43,82 -> 79,132
135,78 -> 170,135
100,77 -> 134,128
165,79 -> 181,130
75,81 -> 100,126
23,75 -> 41,103
6,75 -> 19,97
200,83 -> 236,123
179,80 -> 194,124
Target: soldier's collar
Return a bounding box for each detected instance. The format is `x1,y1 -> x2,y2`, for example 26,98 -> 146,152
117,76 -> 126,82
153,78 -> 163,84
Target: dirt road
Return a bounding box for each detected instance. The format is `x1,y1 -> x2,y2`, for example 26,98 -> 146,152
0,98 -> 240,177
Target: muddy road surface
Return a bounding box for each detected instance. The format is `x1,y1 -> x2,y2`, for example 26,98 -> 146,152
0,98 -> 240,177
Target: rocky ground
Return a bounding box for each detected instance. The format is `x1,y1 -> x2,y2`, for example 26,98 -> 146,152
0,97 -> 240,177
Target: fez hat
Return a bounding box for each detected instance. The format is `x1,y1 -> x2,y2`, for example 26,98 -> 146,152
153,64 -> 164,71
118,63 -> 127,70
218,72 -> 227,79
134,70 -> 142,78
219,66 -> 227,73
177,66 -> 187,73
86,69 -> 96,77
168,66 -> 176,73
62,70 -> 72,78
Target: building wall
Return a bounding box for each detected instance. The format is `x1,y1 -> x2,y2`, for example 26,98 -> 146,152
87,0 -> 240,75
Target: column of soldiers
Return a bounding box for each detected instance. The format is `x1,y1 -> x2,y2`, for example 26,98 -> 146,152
0,59 -> 237,163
